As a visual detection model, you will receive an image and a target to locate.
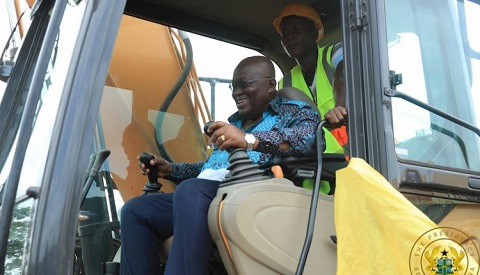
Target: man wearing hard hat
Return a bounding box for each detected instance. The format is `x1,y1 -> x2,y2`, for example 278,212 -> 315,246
274,3 -> 348,157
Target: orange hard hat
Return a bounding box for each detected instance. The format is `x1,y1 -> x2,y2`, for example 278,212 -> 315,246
273,3 -> 324,42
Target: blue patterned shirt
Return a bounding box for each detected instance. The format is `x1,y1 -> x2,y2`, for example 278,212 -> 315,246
167,96 -> 320,183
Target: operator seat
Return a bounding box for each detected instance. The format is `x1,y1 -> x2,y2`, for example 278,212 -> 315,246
207,88 -> 348,274
277,87 -> 318,109
208,150 -> 338,274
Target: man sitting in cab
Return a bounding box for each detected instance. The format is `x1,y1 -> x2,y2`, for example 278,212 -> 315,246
120,56 -> 322,274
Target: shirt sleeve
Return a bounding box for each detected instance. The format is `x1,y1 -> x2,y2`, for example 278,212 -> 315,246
166,162 -> 204,183
254,104 -> 320,157
331,42 -> 344,69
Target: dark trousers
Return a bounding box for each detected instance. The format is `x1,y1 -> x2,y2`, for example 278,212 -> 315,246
120,178 -> 221,275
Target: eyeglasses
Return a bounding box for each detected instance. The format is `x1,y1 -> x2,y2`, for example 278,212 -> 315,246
229,77 -> 273,92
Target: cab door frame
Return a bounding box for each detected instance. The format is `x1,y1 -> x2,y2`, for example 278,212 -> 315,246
342,0 -> 390,173
0,0 -> 126,273
26,0 -> 126,273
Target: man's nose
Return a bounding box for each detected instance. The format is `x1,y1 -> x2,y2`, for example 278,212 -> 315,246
232,88 -> 242,95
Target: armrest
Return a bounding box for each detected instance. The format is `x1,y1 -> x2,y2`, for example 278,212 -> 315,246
272,153 -> 348,193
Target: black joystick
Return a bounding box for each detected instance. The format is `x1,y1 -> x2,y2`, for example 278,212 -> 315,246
203,121 -> 214,137
139,152 -> 163,194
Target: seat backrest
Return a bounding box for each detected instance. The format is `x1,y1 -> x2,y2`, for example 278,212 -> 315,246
277,87 -> 320,115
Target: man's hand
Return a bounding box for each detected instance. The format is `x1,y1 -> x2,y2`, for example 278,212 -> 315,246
206,121 -> 252,151
137,154 -> 172,178
324,106 -> 348,129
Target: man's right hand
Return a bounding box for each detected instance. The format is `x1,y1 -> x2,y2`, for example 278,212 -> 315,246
324,106 -> 347,129
137,154 -> 172,178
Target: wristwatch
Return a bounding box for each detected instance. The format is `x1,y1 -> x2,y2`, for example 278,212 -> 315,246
244,133 -> 256,151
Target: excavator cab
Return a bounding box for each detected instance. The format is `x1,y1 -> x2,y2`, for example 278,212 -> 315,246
0,0 -> 479,274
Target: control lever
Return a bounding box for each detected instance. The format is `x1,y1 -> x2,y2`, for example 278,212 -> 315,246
139,152 -> 163,194
203,121 -> 214,137
204,121 -> 216,154
82,149 -> 111,205
204,121 -> 236,153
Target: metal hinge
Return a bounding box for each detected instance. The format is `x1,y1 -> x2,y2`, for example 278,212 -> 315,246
389,70 -> 403,89
347,0 -> 369,31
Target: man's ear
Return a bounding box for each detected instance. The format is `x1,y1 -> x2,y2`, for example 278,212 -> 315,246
268,79 -> 277,94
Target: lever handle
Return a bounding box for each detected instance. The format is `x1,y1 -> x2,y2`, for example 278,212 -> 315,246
139,152 -> 162,194
203,121 -> 214,137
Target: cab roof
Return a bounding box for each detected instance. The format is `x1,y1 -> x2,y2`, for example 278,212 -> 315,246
124,0 -> 342,71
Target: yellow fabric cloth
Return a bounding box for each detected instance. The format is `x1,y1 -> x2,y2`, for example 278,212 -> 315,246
334,158 -> 479,274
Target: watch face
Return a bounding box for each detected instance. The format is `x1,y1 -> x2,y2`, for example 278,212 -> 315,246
246,134 -> 255,143
245,133 -> 255,150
